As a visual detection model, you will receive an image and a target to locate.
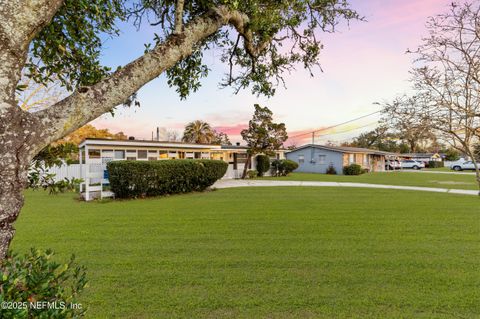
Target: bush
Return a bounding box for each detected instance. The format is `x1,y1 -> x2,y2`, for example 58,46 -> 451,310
246,170 -> 258,179
444,149 -> 460,161
343,163 -> 364,175
427,161 -> 444,168
326,164 -> 337,175
0,248 -> 87,318
272,159 -> 299,176
255,155 -> 270,177
107,159 -> 228,199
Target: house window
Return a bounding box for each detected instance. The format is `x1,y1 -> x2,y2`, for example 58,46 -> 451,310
138,150 -> 148,159
114,150 -> 125,159
318,155 -> 326,164
158,151 -> 168,159
148,150 -> 157,154
148,157 -> 157,161
298,155 -> 305,164
126,157 -> 136,161
349,154 -> 354,164
88,149 -> 101,159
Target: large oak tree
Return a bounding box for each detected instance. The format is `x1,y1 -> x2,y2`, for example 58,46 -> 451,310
0,0 -> 358,258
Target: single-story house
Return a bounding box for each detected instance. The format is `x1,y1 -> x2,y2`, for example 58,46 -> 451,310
285,144 -> 396,174
78,138 -> 285,200
399,153 -> 442,163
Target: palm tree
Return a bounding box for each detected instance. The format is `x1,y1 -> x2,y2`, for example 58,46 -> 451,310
182,120 -> 215,144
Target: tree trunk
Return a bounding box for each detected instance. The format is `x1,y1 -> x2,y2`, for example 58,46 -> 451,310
408,140 -> 416,153
470,159 -> 480,196
241,154 -> 252,179
0,166 -> 26,259
475,172 -> 480,196
0,108 -> 37,259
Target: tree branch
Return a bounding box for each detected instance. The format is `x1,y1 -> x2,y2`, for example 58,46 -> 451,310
173,0 -> 185,34
33,6 -> 261,150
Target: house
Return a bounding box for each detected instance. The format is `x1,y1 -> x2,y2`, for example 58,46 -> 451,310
398,153 -> 442,163
285,144 -> 395,174
78,138 -> 285,200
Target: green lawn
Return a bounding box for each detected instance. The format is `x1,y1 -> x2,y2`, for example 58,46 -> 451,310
424,166 -> 476,173
11,188 -> 480,318
424,167 -> 451,172
260,171 -> 478,190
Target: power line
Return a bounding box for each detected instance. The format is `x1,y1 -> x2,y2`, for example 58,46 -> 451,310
314,121 -> 379,137
289,110 -> 381,140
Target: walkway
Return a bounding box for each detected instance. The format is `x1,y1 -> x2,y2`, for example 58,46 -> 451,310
213,179 -> 479,196
394,170 -> 476,176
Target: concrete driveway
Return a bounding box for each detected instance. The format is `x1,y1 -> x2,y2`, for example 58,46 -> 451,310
213,179 -> 479,196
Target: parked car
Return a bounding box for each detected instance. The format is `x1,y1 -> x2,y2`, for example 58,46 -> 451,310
401,160 -> 425,170
385,160 -> 401,170
450,161 -> 476,171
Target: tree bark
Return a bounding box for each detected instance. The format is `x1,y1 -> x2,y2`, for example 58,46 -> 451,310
0,107 -> 41,258
241,154 -> 252,179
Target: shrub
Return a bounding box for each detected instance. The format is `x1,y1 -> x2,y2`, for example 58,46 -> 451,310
444,149 -> 460,161
0,249 -> 87,318
246,170 -> 258,179
326,164 -> 337,175
427,161 -> 444,168
107,159 -> 228,199
343,163 -> 364,175
255,155 -> 270,177
272,159 -> 299,176
282,160 -> 299,175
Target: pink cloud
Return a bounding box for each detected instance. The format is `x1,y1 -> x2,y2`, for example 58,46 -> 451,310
213,123 -> 248,136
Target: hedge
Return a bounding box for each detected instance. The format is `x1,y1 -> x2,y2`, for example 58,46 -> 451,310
256,155 -> 271,177
343,163 -> 364,175
427,161 -> 444,168
107,159 -> 228,198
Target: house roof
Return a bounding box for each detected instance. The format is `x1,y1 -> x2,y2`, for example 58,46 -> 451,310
78,138 -> 222,149
221,145 -> 248,150
288,144 -> 396,156
399,153 -> 440,158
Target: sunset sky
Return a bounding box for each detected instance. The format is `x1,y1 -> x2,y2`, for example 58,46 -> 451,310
91,0 -> 453,145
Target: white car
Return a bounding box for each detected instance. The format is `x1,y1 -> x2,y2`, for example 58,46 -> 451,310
385,160 -> 401,170
450,161 -> 476,171
401,160 -> 425,170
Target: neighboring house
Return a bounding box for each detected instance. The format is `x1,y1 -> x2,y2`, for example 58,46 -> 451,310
78,138 -> 285,200
285,144 -> 395,174
399,153 -> 442,163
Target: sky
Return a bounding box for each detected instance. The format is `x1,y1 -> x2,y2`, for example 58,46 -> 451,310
91,0 -> 454,146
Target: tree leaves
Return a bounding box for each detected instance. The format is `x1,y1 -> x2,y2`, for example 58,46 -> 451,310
27,0 -> 125,91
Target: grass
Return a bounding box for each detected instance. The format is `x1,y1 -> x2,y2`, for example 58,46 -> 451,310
11,188 -> 480,318
424,167 -> 451,172
425,166 -> 477,174
260,171 -> 478,190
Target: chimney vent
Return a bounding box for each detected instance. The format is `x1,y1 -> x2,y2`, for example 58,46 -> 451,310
236,142 -> 240,146
128,136 -> 135,140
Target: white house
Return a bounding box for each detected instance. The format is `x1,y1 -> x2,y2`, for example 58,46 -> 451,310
78,138 -> 285,200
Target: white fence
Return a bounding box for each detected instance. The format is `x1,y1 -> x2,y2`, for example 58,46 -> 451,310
46,164 -> 83,182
